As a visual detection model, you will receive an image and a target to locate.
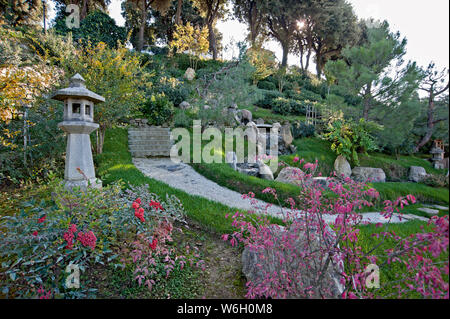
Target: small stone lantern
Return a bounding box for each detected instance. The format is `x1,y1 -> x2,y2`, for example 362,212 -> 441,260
52,74 -> 105,190
430,147 -> 445,169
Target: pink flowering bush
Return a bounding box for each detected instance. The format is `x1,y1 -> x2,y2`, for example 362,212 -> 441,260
223,159 -> 449,299
118,185 -> 205,292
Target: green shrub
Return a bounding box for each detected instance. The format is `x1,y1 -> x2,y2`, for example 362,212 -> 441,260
422,174 -> 449,188
272,97 -> 292,115
322,119 -> 380,166
173,110 -> 192,128
257,80 -> 277,91
255,90 -> 283,109
299,89 -> 323,102
292,122 -> 315,139
142,93 -> 174,125
156,84 -> 191,106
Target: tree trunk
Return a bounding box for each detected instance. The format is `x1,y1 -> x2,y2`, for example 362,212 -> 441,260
175,0 -> 183,25
137,0 -> 147,51
362,84 -> 372,120
208,22 -> 217,60
305,47 -> 312,72
96,127 -> 106,154
414,93 -> 435,153
81,0 -> 88,21
281,42 -> 289,67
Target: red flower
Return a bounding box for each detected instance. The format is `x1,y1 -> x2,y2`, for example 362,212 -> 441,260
136,198 -> 142,205
150,237 -> 158,250
32,231 -> 38,237
38,215 -> 46,223
134,207 -> 145,223
149,200 -> 164,211
132,201 -> 140,209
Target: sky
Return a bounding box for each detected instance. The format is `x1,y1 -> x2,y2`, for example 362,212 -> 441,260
47,0 -> 450,71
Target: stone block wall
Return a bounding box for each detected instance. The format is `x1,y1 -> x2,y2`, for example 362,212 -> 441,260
128,127 -> 172,157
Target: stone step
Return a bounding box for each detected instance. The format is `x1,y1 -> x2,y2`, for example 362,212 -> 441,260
128,133 -> 171,139
131,151 -> 171,157
129,146 -> 172,152
129,139 -> 172,145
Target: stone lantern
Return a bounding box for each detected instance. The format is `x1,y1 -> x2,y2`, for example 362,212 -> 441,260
430,147 -> 445,169
52,74 -> 104,190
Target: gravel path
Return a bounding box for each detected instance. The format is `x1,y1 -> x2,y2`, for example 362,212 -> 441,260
133,158 -> 429,224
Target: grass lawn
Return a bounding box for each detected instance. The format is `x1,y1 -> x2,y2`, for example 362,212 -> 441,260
355,220 -> 448,298
96,127 -> 284,235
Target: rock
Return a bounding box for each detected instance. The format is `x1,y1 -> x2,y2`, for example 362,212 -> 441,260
334,155 -> 352,179
241,109 -> 253,124
275,167 -> 304,186
418,207 -> 440,215
258,160 -> 274,180
408,166 -> 428,183
351,167 -> 386,183
226,151 -> 237,171
203,105 -> 210,110
184,68 -> 195,81
289,144 -> 298,154
245,122 -> 259,145
426,205 -> 448,211
256,118 -> 265,125
179,101 -> 190,110
237,162 -> 259,177
241,223 -> 344,299
229,103 -> 238,109
280,123 -> 293,147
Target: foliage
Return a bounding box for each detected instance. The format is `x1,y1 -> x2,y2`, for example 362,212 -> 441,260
291,121 -> 315,139
246,46 -> 277,84
422,174 -> 449,189
322,118 -> 380,166
169,22 -> 209,70
153,75 -> 192,107
254,90 -> 283,109
60,41 -> 147,153
0,179 -> 125,298
53,10 -> 127,49
257,80 -> 276,91
142,93 -> 175,126
0,0 -> 42,27
223,161 -> 449,299
325,20 -> 422,121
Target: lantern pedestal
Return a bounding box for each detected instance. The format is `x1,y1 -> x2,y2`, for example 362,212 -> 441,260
52,74 -> 105,191
58,121 -> 102,190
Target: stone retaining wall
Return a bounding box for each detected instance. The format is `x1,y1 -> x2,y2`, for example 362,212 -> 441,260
128,126 -> 172,157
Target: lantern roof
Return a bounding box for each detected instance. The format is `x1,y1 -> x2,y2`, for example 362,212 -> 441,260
51,74 -> 105,104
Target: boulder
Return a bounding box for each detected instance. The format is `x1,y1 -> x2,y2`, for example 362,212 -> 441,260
242,223 -> 344,299
241,109 -> 253,124
237,162 -> 259,177
275,167 -> 304,186
408,166 -> 428,183
258,160 -> 274,180
178,101 -> 190,110
280,123 -> 293,146
351,167 -> 386,183
226,151 -> 237,171
184,68 -> 195,81
334,155 -> 352,179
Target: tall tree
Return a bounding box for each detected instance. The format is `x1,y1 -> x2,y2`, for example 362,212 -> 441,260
309,0 -> 360,77
414,63 -> 449,153
232,0 -> 264,46
52,0 -> 110,21
259,0 -> 304,67
193,0 -> 227,60
151,0 -> 205,44
325,20 -> 422,121
122,0 -> 172,51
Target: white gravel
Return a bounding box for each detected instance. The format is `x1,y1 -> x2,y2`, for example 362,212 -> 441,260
133,158 -> 429,224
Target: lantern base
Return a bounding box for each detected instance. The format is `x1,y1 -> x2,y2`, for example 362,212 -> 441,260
64,178 -> 102,191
